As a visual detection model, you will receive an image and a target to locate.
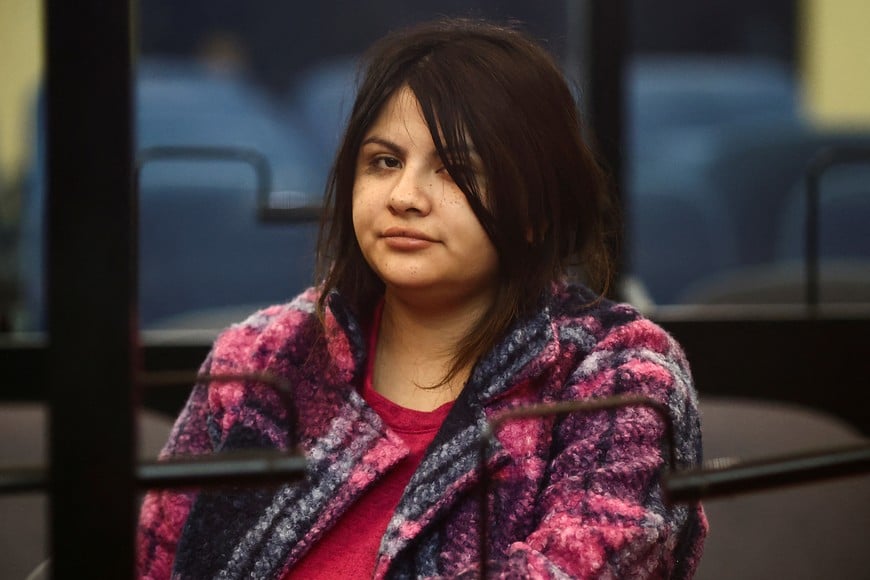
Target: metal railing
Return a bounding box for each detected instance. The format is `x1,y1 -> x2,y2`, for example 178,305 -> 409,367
803,147 -> 870,312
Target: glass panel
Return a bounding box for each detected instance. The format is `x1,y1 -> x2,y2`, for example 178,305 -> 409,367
0,4 -> 45,572
4,2 -> 580,337
133,2 -> 577,334
0,2 -> 42,334
623,0 -> 870,309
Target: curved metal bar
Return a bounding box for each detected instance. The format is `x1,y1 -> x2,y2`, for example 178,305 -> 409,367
0,453 -> 308,495
136,144 -> 272,217
138,451 -> 307,490
664,441 -> 870,503
137,371 -> 303,490
136,145 -> 324,223
0,371 -> 304,495
256,195 -> 323,223
0,466 -> 46,495
803,147 -> 870,314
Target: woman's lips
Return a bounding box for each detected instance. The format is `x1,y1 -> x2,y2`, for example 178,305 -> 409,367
381,227 -> 436,250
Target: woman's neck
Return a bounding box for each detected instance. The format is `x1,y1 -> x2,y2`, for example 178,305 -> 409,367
371,290 -> 490,411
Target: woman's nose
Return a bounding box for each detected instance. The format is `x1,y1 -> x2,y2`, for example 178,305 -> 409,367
388,169 -> 433,215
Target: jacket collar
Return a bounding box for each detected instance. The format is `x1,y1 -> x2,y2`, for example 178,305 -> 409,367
326,287 -> 562,406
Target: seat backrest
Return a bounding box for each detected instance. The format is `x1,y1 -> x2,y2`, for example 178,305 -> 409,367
289,56 -> 359,180
18,57 -> 323,331
0,404 -> 174,580
704,124 -> 870,266
628,55 -> 796,136
625,189 -> 738,305
776,164 -> 870,262
697,396 -> 870,580
136,62 -> 321,326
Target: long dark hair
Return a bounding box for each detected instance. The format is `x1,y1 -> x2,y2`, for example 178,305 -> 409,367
316,19 -> 617,380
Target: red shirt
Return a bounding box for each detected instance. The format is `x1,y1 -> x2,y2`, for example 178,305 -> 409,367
284,308 -> 453,579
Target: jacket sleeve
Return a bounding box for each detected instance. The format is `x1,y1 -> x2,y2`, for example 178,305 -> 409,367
467,318 -> 707,579
136,355 -> 218,580
135,296 -> 316,579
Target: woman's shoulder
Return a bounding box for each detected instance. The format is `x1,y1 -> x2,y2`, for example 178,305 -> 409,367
547,285 -> 699,450
550,281 -> 685,361
211,287 -> 324,357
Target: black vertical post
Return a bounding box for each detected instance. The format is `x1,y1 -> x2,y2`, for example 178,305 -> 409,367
45,1 -> 138,578
805,166 -> 820,314
588,0 -> 627,183
587,0 -> 627,292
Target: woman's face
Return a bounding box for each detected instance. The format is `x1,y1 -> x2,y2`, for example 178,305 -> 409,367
352,86 -> 499,308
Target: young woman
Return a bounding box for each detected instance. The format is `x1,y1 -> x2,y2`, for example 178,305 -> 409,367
137,19 -> 706,579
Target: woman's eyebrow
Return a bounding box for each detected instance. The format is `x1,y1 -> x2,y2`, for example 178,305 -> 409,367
360,136 -> 406,157
361,135 -> 481,164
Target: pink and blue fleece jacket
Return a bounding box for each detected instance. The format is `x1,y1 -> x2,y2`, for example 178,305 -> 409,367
137,283 -> 707,579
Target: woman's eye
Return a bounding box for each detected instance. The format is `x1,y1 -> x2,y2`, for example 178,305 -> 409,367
374,156 -> 401,169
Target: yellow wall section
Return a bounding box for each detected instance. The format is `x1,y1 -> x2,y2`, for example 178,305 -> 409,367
0,0 -> 42,187
802,0 -> 870,128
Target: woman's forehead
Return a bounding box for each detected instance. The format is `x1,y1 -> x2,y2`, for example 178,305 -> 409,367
370,86 -> 423,129
364,85 -> 478,156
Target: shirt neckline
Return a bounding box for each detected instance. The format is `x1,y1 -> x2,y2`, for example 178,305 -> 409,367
362,299 -> 454,434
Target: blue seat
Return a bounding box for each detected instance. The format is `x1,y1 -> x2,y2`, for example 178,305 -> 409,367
628,56 -> 797,135
677,164 -> 870,306
18,58 -> 322,331
761,165 -> 870,305
17,91 -> 46,331
625,189 -> 738,305
776,164 -> 870,262
288,56 -> 359,181
137,162 -> 319,327
705,125 -> 870,267
627,55 -> 798,198
674,140 -> 870,306
137,58 -> 321,194
138,59 -> 323,328
624,55 -> 800,305
697,397 -> 870,580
